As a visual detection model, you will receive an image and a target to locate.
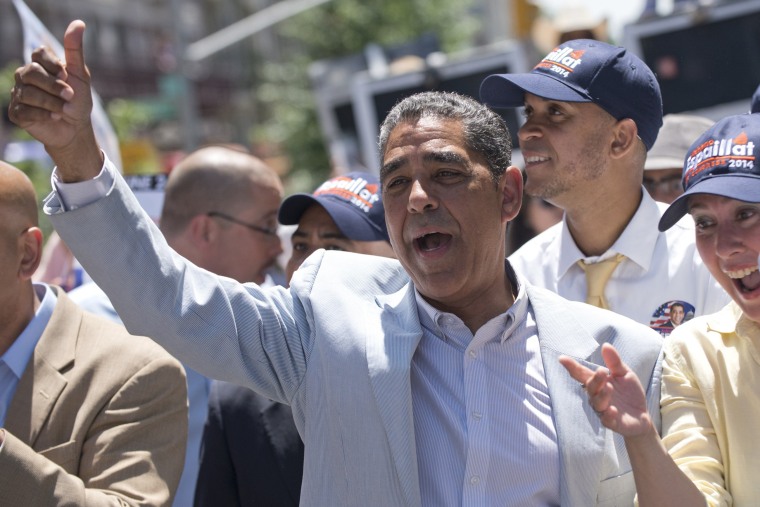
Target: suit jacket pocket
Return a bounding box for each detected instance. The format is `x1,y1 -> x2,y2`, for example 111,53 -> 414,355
39,439 -> 79,473
597,471 -> 635,507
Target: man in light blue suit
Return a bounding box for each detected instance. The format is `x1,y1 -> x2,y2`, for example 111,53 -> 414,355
10,20 -> 662,506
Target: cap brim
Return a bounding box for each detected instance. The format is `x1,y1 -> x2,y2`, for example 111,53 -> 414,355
480,73 -> 592,109
278,194 -> 388,242
658,174 -> 760,231
278,193 -> 318,225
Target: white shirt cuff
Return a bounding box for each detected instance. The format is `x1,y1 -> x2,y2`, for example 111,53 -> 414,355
52,153 -> 116,211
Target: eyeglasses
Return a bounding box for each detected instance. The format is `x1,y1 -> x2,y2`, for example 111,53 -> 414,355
643,175 -> 682,195
207,211 -> 279,237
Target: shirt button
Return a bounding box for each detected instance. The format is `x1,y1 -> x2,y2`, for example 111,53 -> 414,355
468,350 -> 477,359
472,411 -> 482,420
470,475 -> 480,485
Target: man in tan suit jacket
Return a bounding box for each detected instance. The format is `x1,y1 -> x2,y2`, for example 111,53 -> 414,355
0,162 -> 188,506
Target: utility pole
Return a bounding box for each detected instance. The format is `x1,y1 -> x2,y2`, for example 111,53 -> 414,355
185,0 -> 332,62
170,0 -> 200,153
174,0 -> 333,152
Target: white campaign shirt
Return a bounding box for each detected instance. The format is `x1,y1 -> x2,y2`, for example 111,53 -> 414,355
509,190 -> 730,336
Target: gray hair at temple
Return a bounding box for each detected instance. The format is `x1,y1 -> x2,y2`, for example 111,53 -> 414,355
377,91 -> 512,185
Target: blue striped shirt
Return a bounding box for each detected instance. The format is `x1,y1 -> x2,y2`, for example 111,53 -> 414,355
412,269 -> 560,506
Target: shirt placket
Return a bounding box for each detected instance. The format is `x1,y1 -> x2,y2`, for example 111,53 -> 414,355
462,333 -> 490,506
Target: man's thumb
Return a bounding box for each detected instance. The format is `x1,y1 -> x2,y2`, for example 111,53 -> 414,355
62,20 -> 87,77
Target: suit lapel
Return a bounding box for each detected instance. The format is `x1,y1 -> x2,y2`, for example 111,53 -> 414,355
6,288 -> 77,447
367,282 -> 423,507
528,285 -> 607,507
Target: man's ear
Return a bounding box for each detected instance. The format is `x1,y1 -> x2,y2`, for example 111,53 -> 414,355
20,227 -> 43,280
501,166 -> 524,224
188,213 -> 215,247
610,118 -> 638,159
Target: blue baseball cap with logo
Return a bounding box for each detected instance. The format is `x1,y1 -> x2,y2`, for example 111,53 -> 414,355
479,39 -> 663,150
658,112 -> 760,231
278,172 -> 389,242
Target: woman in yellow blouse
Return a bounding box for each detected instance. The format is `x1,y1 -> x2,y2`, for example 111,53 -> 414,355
562,110 -> 760,506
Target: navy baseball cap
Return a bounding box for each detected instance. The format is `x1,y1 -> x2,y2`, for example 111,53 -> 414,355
278,172 -> 389,242
659,113 -> 760,231
480,39 -> 663,150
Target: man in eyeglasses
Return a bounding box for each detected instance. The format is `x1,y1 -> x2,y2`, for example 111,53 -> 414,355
68,144 -> 284,507
643,114 -> 714,204
160,145 -> 285,286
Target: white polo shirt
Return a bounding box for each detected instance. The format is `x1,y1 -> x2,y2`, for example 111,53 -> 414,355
509,190 -> 730,336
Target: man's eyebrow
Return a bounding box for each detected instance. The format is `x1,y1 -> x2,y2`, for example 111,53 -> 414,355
424,151 -> 467,165
687,201 -> 706,213
381,150 -> 469,182
319,231 -> 348,240
380,157 -> 405,182
291,229 -> 347,240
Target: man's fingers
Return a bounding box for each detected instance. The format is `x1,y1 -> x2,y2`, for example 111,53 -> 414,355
601,343 -> 629,377
11,82 -> 68,115
558,356 -> 593,385
63,20 -> 87,79
8,102 -> 60,127
30,45 -> 66,78
15,63 -> 73,105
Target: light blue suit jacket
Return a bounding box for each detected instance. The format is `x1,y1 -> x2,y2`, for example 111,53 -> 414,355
48,173 -> 663,507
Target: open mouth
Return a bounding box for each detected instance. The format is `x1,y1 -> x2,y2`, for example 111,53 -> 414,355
415,232 -> 452,252
524,155 -> 550,166
727,266 -> 760,293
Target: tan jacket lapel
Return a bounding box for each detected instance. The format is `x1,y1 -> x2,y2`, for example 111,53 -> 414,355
5,287 -> 77,448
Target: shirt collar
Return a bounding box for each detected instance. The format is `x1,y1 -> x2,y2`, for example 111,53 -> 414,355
413,260 -> 528,344
1,283 -> 57,379
708,301 -> 760,338
705,302 -> 760,365
557,188 -> 661,277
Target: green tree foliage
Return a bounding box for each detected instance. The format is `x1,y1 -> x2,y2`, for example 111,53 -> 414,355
107,98 -> 156,142
0,61 -> 18,108
253,0 -> 477,191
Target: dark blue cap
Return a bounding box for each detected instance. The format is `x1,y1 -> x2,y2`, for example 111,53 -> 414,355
480,39 -> 663,150
278,172 -> 389,242
659,113 -> 760,231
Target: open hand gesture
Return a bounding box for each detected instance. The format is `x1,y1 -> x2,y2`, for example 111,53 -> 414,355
560,343 -> 653,437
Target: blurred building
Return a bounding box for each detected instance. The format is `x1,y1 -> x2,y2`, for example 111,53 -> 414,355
9,0 -> 755,174
0,0 -> 269,152
622,0 -> 760,120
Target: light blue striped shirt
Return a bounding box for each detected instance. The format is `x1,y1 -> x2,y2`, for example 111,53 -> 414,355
0,284 -> 56,426
412,267 -> 560,506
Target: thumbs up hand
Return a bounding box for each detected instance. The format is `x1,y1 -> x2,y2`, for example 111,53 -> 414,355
8,20 -> 103,182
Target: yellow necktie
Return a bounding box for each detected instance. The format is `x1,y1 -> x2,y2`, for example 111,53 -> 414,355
577,254 -> 625,309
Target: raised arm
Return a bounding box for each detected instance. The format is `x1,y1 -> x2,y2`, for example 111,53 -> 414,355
8,20 -> 102,181
559,344 -> 705,506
